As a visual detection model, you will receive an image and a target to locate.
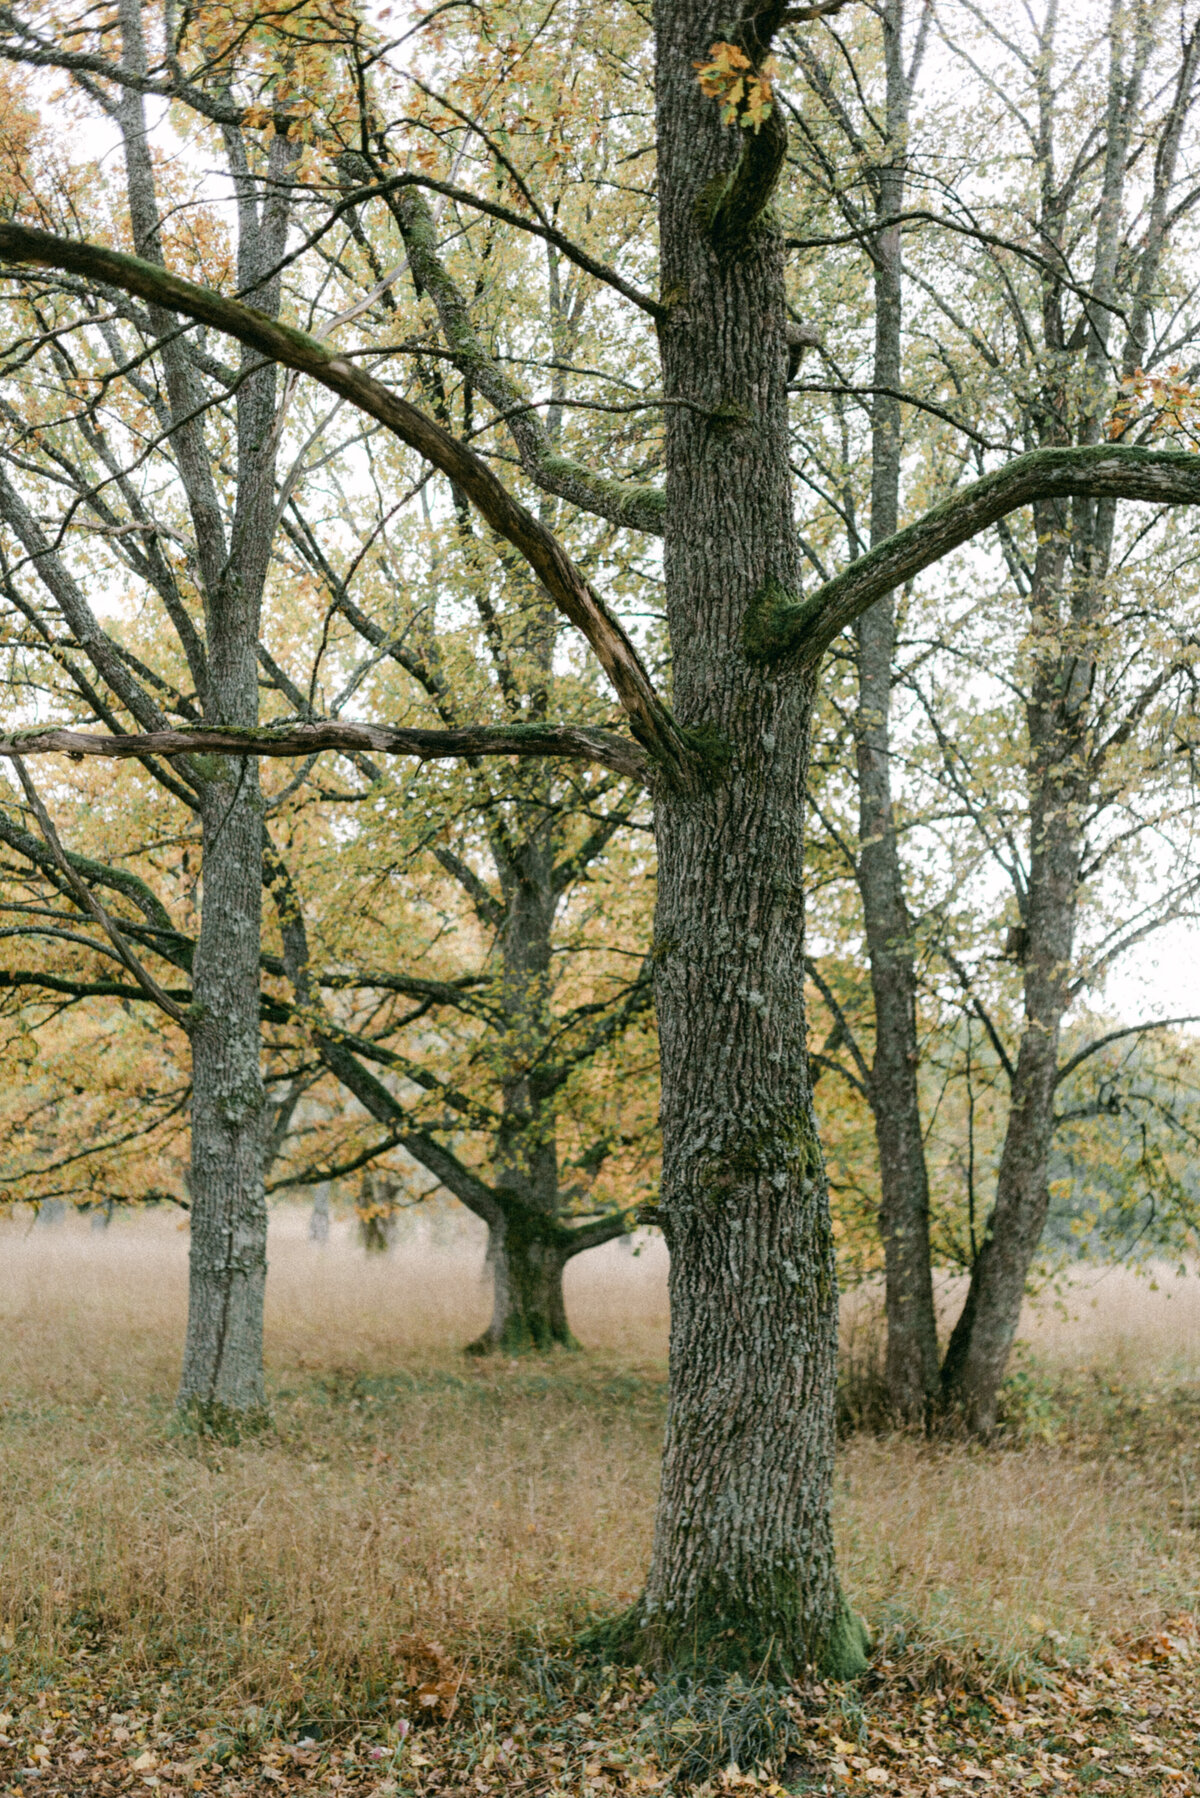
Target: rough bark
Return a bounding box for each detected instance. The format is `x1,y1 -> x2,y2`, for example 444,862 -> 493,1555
473,1220 -> 574,1354
179,763 -> 268,1419
0,720 -> 648,783
633,0 -> 861,1678
853,0 -> 939,1424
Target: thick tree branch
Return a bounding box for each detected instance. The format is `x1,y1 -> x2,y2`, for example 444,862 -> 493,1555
748,445 -> 1200,666
0,223 -> 688,775
561,1208 -> 640,1255
0,719 -> 649,782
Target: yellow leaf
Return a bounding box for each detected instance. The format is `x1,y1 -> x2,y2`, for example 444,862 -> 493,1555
694,43 -> 776,131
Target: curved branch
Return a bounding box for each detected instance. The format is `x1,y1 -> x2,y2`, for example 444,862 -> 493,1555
0,223 -> 687,775
703,106 -> 789,263
750,445 -> 1200,666
375,178 -> 665,534
1056,1015 -> 1200,1088
0,718 -> 649,783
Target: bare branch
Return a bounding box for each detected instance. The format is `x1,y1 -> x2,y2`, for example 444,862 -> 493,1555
0,719 -> 649,783
1056,1015 -> 1200,1087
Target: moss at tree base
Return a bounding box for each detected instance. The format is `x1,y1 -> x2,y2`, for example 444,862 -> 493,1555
579,1586 -> 870,1682
170,1398 -> 271,1444
465,1318 -> 580,1356
817,1594 -> 872,1679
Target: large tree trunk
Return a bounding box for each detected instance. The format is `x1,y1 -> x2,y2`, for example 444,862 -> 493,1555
471,1218 -> 574,1354
635,0 -> 862,1678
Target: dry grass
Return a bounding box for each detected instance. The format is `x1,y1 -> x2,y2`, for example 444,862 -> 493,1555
2,1208 -> 1199,1727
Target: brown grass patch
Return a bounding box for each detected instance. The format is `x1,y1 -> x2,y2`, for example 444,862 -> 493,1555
2,1208 -> 1199,1728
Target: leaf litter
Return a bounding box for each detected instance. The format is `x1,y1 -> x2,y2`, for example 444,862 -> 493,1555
4,1619 -> 1200,1796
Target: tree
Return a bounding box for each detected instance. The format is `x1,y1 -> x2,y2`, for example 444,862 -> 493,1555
8,0 -> 1200,1671
0,1 -> 660,1361
929,0 -> 1200,1433
792,0 -> 1200,1431
787,0 -> 940,1424
0,0 -> 308,1421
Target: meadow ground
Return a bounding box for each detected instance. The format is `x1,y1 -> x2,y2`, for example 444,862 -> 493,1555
3,1206 -> 1200,1795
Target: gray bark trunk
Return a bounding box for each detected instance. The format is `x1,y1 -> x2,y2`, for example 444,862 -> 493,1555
938,8 -> 1175,1434
309,1183 -> 331,1243
464,800 -> 579,1353
180,763 -> 268,1417
634,0 -> 861,1677
938,590 -> 1078,1432
471,1218 -> 574,1354
109,8 -> 295,1420
854,0 -> 939,1423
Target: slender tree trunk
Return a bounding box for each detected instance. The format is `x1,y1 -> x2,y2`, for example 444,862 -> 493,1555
854,0 -> 939,1424
143,63 -> 294,1418
937,822 -> 1077,1431
857,596 -> 939,1423
937,1021 -> 1062,1433
471,789 -> 583,1351
309,1182 -> 331,1243
635,0 -> 863,1677
179,764 -> 268,1417
108,4 -> 271,1424
939,540 -> 1080,1433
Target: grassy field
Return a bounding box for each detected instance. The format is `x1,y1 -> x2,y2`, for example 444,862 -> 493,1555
3,1206 -> 1200,1794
